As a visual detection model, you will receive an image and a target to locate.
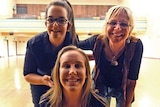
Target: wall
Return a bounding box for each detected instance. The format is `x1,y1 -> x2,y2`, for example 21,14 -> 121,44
0,36 -> 8,57
0,35 -> 30,57
15,0 -> 122,5
15,4 -> 113,18
0,36 -> 16,57
122,0 -> 160,38
16,37 -> 30,55
0,0 -> 16,19
1,0 -> 122,19
72,5 -> 113,18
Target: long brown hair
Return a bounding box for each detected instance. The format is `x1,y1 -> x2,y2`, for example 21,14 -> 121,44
40,45 -> 92,107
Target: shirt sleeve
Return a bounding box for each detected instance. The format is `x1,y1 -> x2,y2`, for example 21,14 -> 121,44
77,34 -> 98,50
128,39 -> 143,80
23,40 -> 38,76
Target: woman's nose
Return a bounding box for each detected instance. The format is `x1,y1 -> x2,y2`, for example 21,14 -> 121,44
52,21 -> 59,26
68,66 -> 77,75
114,23 -> 122,29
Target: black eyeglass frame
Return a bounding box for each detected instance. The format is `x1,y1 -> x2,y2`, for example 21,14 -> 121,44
46,17 -> 69,26
107,21 -> 131,28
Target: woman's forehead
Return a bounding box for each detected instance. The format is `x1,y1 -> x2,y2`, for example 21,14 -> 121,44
60,51 -> 84,62
47,5 -> 68,18
109,11 -> 129,21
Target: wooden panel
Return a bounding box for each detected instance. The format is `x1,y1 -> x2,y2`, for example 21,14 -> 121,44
16,4 -> 113,18
72,5 -> 112,18
15,0 -> 121,5
27,4 -> 46,16
87,6 -> 97,17
73,5 -> 85,18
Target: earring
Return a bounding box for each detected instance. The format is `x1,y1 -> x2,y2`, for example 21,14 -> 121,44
126,38 -> 130,44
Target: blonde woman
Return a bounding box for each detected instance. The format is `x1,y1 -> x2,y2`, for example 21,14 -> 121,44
39,45 -> 108,107
78,5 -> 143,107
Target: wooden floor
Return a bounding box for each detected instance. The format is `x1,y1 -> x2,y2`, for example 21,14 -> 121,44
0,36 -> 160,107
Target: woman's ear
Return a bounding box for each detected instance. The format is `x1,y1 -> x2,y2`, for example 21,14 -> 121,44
67,22 -> 72,31
45,21 -> 47,27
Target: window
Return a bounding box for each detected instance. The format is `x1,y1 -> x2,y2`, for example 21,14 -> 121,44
17,6 -> 27,14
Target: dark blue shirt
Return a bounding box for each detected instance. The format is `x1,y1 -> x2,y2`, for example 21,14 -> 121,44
23,31 -> 73,104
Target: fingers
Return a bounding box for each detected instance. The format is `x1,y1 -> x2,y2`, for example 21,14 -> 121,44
48,81 -> 54,87
42,75 -> 54,87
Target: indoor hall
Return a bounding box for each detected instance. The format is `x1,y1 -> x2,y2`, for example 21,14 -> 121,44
0,0 -> 160,107
0,35 -> 160,107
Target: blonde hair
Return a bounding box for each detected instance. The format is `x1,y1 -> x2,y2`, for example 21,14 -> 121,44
40,45 -> 92,107
103,5 -> 134,36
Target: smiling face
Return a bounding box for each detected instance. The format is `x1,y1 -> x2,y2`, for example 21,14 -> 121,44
59,50 -> 87,93
45,5 -> 70,46
105,12 -> 131,43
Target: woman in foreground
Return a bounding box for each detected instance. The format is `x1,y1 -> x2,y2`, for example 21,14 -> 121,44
39,45 -> 109,107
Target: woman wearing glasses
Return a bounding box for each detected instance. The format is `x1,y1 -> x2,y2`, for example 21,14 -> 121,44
23,0 -> 78,107
78,5 -> 143,107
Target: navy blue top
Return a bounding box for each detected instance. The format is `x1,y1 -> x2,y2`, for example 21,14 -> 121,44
39,93 -> 106,107
23,31 -> 73,104
78,34 -> 143,88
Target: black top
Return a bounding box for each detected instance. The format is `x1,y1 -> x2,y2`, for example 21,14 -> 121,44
78,34 -> 143,88
23,31 -> 73,104
39,93 -> 107,107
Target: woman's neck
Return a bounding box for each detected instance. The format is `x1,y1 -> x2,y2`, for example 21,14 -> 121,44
49,36 -> 64,47
62,91 -> 82,107
109,40 -> 126,56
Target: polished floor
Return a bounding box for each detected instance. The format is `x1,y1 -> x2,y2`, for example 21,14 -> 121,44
0,36 -> 160,107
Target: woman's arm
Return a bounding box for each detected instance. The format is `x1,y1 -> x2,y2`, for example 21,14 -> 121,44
126,79 -> 136,107
78,35 -> 98,60
23,40 -> 53,87
78,34 -> 98,50
126,39 -> 143,106
24,74 -> 53,87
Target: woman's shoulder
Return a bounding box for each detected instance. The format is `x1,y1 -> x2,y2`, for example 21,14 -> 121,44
130,36 -> 143,44
28,31 -> 48,45
27,31 -> 49,47
129,36 -> 143,50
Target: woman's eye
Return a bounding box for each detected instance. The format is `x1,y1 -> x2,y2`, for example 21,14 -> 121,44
58,18 -> 66,24
64,64 -> 70,68
47,18 -> 53,24
110,21 -> 117,25
120,23 -> 128,27
75,64 -> 81,68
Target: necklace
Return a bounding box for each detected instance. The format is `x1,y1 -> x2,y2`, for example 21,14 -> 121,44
111,56 -> 118,66
106,38 -> 126,66
109,46 -> 119,66
109,44 -> 125,66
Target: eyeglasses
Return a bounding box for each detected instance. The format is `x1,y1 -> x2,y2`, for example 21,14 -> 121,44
46,17 -> 69,26
107,21 -> 131,29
